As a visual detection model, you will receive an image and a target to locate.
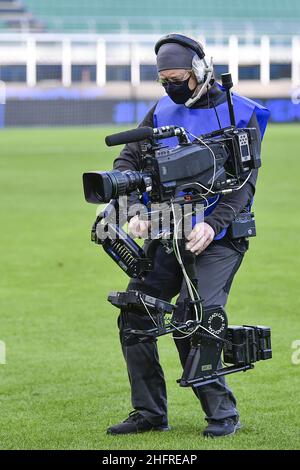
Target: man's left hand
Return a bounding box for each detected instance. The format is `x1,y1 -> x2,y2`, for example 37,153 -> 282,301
186,222 -> 215,256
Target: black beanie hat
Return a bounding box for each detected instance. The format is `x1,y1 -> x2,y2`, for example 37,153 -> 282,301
156,43 -> 196,72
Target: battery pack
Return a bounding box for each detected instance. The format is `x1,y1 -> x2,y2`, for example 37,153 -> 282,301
223,325 -> 272,365
228,212 -> 256,239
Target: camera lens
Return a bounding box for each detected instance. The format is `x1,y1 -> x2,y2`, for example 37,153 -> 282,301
82,170 -> 145,204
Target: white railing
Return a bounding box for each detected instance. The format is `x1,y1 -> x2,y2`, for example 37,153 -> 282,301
0,33 -> 299,87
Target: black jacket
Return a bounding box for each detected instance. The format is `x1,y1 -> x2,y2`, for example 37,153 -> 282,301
113,83 -> 262,238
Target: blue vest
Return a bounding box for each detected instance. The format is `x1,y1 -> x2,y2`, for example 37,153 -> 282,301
152,85 -> 270,239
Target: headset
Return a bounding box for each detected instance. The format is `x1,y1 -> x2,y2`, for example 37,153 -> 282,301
154,33 -> 214,107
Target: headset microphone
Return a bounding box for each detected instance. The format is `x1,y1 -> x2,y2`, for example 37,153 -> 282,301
155,33 -> 214,108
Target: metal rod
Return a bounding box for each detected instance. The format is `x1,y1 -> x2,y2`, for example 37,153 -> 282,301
180,364 -> 254,387
221,72 -> 236,126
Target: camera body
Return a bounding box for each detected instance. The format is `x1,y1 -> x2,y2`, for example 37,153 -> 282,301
83,125 -> 261,205
145,126 -> 260,203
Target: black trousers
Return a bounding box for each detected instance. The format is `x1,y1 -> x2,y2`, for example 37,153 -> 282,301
117,238 -> 245,426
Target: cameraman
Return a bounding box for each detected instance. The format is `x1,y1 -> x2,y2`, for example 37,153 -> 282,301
107,34 -> 269,438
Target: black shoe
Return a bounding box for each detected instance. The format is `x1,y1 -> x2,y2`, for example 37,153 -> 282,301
203,417 -> 241,438
107,411 -> 170,435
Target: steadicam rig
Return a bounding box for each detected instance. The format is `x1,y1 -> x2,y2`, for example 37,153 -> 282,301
83,73 -> 272,389
107,290 -> 272,387
90,198 -> 272,388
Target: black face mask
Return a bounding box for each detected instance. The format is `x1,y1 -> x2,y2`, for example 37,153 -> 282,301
163,77 -> 196,104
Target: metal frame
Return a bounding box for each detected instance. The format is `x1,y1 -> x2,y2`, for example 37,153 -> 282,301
0,33 -> 298,87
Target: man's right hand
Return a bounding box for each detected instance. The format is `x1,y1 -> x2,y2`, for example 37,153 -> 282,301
128,215 -> 150,239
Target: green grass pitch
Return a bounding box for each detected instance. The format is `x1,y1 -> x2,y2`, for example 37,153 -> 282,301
0,124 -> 299,450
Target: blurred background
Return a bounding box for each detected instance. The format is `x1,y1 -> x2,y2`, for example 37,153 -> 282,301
0,0 -> 300,127
1,1 -> 300,451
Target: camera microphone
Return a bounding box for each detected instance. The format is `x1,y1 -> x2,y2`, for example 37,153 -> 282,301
105,126 -> 153,147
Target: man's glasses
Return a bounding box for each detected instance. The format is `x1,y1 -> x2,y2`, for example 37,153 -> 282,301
157,70 -> 192,86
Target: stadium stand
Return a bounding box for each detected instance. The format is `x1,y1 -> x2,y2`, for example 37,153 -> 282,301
0,1 -> 299,126
0,0 -> 299,36
0,0 -> 42,31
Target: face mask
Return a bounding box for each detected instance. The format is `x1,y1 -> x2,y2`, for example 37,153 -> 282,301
163,77 -> 196,104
